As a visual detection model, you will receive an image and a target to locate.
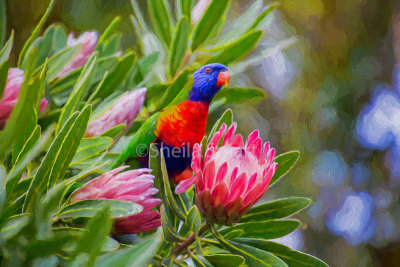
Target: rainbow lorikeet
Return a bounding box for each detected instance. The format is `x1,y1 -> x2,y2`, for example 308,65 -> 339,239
116,63 -> 230,183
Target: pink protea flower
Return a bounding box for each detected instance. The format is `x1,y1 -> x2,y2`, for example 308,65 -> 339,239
85,88 -> 147,137
175,122 -> 278,225
0,68 -> 48,128
70,166 -> 161,234
58,31 -> 98,77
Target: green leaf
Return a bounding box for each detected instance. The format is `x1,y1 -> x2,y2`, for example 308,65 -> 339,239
185,205 -> 201,233
240,197 -> 312,223
95,229 -> 163,267
234,238 -> 328,267
0,60 -> 9,99
71,153 -> 118,173
168,16 -> 190,78
270,151 -> 300,186
150,69 -> 190,112
215,87 -> 265,104
0,30 -> 12,64
70,206 -> 112,267
160,148 -> 187,220
0,214 -> 30,240
207,108 -> 233,140
18,0 -> 56,66
191,254 -> 214,267
147,0 -> 173,46
95,16 -> 121,52
24,106 -> 91,211
219,220 -> 301,239
58,199 -> 142,219
90,52 -> 136,101
0,0 -> 5,46
47,45 -> 81,80
206,30 -> 262,65
57,53 -> 97,132
161,205 -> 185,242
247,2 -> 279,32
204,254 -> 245,267
177,0 -> 195,21
191,0 -> 230,51
71,137 -> 113,165
114,112 -> 159,166
0,62 -> 45,158
211,229 -> 287,267
100,124 -> 126,139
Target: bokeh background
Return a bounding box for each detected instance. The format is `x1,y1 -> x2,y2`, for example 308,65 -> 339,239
4,0 -> 400,266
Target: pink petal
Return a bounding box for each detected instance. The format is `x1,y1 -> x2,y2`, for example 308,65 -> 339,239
203,160 -> 216,190
231,134 -> 243,147
211,183 -> 228,207
204,146 -> 214,164
215,162 -> 228,184
247,137 -> 262,159
227,173 -> 247,203
223,122 -> 237,145
175,176 -> 197,194
246,129 -> 259,148
191,143 -> 202,171
261,142 -> 270,161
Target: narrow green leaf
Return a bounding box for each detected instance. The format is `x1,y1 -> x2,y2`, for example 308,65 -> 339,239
100,124 -> 126,139
191,254 -> 213,267
90,53 -> 136,101
18,0 -> 56,66
234,238 -> 328,267
161,205 -> 185,242
0,214 -> 30,240
270,151 -> 300,186
211,228 -> 287,267
219,220 -> 301,239
191,0 -> 230,51
71,137 -> 113,165
0,30 -> 12,64
57,53 -> 97,132
95,16 -> 121,52
206,30 -> 263,65
58,199 -> 142,219
47,45 -> 81,80
185,205 -> 201,233
240,197 -> 312,223
150,69 -> 190,112
114,112 -> 159,166
147,0 -> 173,46
0,62 -> 45,158
70,206 -> 112,267
48,105 -> 91,187
95,229 -> 163,267
168,16 -> 190,78
204,254 -> 245,267
0,60 -> 9,99
207,108 -> 233,140
247,2 -> 279,32
160,148 -> 187,220
215,87 -> 265,104
24,107 -> 91,211
177,0 -> 194,21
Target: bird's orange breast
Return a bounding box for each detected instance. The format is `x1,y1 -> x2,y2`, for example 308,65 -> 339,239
155,101 -> 209,148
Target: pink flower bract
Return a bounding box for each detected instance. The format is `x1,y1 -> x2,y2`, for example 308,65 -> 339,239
175,122 -> 278,225
70,166 -> 161,234
58,31 -> 98,77
85,88 -> 147,137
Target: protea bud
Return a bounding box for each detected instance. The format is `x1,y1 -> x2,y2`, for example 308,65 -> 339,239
176,122 -> 277,225
70,166 -> 161,234
58,31 -> 98,77
85,88 -> 146,137
0,68 -> 48,128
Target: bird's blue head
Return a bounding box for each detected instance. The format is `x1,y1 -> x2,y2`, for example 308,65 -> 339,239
189,63 -> 230,104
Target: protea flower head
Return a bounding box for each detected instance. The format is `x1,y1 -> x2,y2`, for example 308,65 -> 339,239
70,166 -> 161,234
58,31 -> 98,77
85,88 -> 146,137
175,122 -> 278,225
0,68 -> 48,128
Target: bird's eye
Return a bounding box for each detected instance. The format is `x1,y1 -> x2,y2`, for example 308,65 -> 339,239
205,67 -> 211,73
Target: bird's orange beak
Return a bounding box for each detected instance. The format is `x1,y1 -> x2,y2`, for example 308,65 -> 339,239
217,70 -> 230,88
